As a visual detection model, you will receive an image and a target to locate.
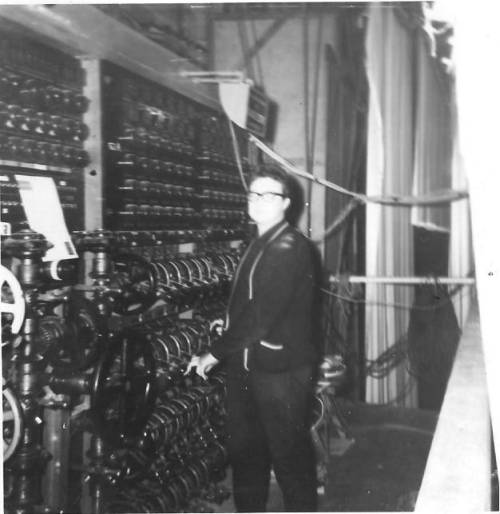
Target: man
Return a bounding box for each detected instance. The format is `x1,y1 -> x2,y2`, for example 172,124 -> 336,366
186,163 -> 318,512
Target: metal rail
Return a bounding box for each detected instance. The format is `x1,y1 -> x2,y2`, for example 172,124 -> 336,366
328,275 -> 476,286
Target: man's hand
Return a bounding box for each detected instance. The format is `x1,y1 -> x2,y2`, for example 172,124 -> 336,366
184,352 -> 220,380
209,318 -> 225,337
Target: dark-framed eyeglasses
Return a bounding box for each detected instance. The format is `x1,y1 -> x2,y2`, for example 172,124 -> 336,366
247,191 -> 286,203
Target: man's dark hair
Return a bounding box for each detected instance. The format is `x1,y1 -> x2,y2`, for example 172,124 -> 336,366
248,163 -> 291,197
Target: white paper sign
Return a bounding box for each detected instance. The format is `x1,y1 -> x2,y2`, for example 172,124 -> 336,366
15,175 -> 78,262
0,222 -> 11,236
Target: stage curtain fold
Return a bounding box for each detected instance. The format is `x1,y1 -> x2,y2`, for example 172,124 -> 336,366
364,5 -> 416,406
364,5 -> 473,406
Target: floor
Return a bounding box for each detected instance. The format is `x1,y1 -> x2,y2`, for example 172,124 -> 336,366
214,399 -> 438,512
322,400 -> 437,512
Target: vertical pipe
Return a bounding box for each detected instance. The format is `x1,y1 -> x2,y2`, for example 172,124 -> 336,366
88,435 -> 106,514
302,11 -> 312,237
4,233 -> 50,514
82,59 -> 104,231
42,405 -> 71,512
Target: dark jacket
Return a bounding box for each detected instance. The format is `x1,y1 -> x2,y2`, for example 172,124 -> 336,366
210,219 -> 317,374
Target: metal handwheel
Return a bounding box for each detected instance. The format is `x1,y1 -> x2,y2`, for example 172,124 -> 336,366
90,329 -> 157,446
3,378 -> 23,461
38,294 -> 101,371
66,293 -> 102,369
0,265 -> 25,335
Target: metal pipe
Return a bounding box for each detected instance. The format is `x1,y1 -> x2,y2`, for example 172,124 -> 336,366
328,275 -> 476,285
4,230 -> 51,514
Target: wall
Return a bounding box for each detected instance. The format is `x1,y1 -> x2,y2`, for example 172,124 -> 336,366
213,14 -> 339,250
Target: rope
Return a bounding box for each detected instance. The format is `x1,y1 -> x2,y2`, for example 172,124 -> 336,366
312,198 -> 362,242
237,20 -> 256,80
320,281 -> 472,311
379,377 -> 417,406
227,116 -> 248,192
301,13 -> 324,237
310,15 -> 323,178
310,15 -> 324,237
302,10 -> 312,235
249,19 -> 265,87
365,332 -> 408,378
249,134 -> 469,207
322,278 -> 468,385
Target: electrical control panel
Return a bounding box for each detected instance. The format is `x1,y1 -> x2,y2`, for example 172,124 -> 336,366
0,33 -> 88,233
101,61 -> 249,241
1,34 -> 255,514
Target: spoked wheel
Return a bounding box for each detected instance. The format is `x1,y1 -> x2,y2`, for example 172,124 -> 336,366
3,378 -> 23,462
0,265 -> 25,335
90,329 -> 157,447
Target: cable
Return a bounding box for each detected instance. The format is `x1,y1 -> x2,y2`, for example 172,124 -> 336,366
249,134 -> 469,207
312,198 -> 362,242
323,279 -> 466,385
365,333 -> 408,378
249,19 -> 265,88
320,278 -> 470,371
302,9 -> 313,236
227,115 -> 248,192
237,20 -> 256,81
310,16 -> 323,180
381,377 -> 417,407
320,282 -> 471,311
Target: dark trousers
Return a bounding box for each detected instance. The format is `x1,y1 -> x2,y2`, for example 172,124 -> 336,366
225,365 -> 317,512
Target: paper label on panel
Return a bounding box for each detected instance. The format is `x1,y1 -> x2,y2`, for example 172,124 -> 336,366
15,175 -> 78,262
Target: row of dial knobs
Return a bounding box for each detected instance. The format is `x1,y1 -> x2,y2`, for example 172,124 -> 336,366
0,74 -> 88,115
0,133 -> 89,167
0,102 -> 88,142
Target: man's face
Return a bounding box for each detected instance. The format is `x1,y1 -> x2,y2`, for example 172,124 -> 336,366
247,177 -> 290,226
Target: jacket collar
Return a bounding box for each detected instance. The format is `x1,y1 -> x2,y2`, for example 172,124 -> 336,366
256,219 -> 289,246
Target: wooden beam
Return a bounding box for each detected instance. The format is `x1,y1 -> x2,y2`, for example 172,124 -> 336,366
233,16 -> 290,71
210,3 -> 345,22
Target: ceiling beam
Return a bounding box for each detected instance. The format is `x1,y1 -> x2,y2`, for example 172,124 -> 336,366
0,4 -> 220,109
210,2 -> 350,21
233,15 -> 290,71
